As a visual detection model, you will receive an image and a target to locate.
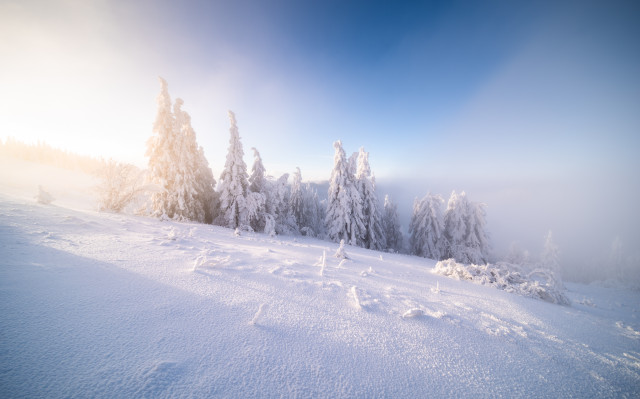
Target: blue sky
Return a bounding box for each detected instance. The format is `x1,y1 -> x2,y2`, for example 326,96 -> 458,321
1,0 -> 639,270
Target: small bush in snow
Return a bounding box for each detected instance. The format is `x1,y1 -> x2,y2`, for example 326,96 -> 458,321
334,239 -> 349,259
35,185 -> 54,205
434,259 -> 570,305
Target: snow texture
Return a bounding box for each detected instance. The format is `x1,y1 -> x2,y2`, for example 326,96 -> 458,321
1,159 -> 639,398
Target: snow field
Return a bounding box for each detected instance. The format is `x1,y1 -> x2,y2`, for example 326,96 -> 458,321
0,158 -> 639,397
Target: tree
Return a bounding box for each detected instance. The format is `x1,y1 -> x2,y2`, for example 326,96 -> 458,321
145,77 -> 215,223
194,145 -> 218,224
217,110 -> 258,229
442,191 -> 466,261
325,141 -> 364,245
442,191 -> 490,264
382,195 -> 403,252
249,147 -> 268,194
174,102 -> 217,223
541,230 -> 560,274
290,167 -> 304,227
355,147 -> 385,250
299,183 -> 324,237
248,147 -> 268,232
96,159 -> 145,213
272,173 -> 298,235
171,98 -> 204,222
409,194 -> 444,259
464,200 -> 490,264
146,77 -> 178,219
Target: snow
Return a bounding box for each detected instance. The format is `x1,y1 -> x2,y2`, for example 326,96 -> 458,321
1,158 -> 639,398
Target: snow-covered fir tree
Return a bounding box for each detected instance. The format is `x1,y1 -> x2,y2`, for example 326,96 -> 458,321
146,77 -> 178,219
382,195 -> 403,252
248,148 -> 268,232
249,147 -> 268,195
271,173 -> 298,235
541,230 -> 560,273
409,194 -> 444,260
175,101 -> 218,224
442,191 -> 490,264
145,78 -> 216,223
299,183 -> 324,237
355,147 -> 385,250
171,98 -> 204,222
325,141 -> 365,245
464,200 -> 490,264
216,111 -> 262,229
442,191 -> 467,261
290,167 -> 304,227
194,145 -> 218,224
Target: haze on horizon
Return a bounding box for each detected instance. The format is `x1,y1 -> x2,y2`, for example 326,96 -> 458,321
1,0 -> 639,280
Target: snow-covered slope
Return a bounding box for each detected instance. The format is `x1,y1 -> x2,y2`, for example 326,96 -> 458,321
1,161 -> 639,398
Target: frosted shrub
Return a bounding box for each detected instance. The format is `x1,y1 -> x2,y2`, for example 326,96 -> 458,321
434,259 -> 570,305
334,239 -> 349,259
35,185 -> 54,205
96,160 -> 145,212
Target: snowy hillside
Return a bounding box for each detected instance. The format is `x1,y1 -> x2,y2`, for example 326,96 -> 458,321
1,160 -> 639,398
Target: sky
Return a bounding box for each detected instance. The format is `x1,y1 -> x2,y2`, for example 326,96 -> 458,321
1,0 -> 639,275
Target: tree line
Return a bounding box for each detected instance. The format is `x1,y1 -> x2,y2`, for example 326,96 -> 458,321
135,78 -> 492,263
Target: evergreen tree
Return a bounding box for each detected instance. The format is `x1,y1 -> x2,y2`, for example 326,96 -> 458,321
442,191 -> 490,264
272,173 -> 298,235
443,191 -> 468,262
464,200 -> 490,264
325,140 -> 365,245
194,145 -> 218,224
299,183 -> 324,237
541,230 -> 560,273
356,147 -> 385,250
382,195 -> 403,252
175,102 -> 217,223
409,194 -> 444,259
146,77 -> 177,219
146,78 -> 215,223
216,111 -> 256,229
172,98 -> 203,222
249,147 -> 267,194
248,148 -> 268,232
290,167 -> 304,227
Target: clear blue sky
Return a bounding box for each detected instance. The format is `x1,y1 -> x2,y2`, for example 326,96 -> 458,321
2,0 -> 639,270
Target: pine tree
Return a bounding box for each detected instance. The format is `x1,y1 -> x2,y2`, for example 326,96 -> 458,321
442,191 -> 490,264
356,147 -> 385,250
290,167 -> 304,227
174,102 -> 217,223
541,230 -> 560,273
409,194 -> 444,259
464,200 -> 490,264
299,183 -> 324,237
272,173 -> 298,235
249,147 -> 267,194
217,111 -> 253,229
145,78 -> 215,223
146,77 -> 177,219
194,145 -> 218,224
248,147 -> 268,231
382,195 -> 403,253
443,191 -> 468,262
172,98 -> 203,222
325,141 -> 364,245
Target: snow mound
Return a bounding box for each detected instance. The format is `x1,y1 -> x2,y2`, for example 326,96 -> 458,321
434,259 -> 570,305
